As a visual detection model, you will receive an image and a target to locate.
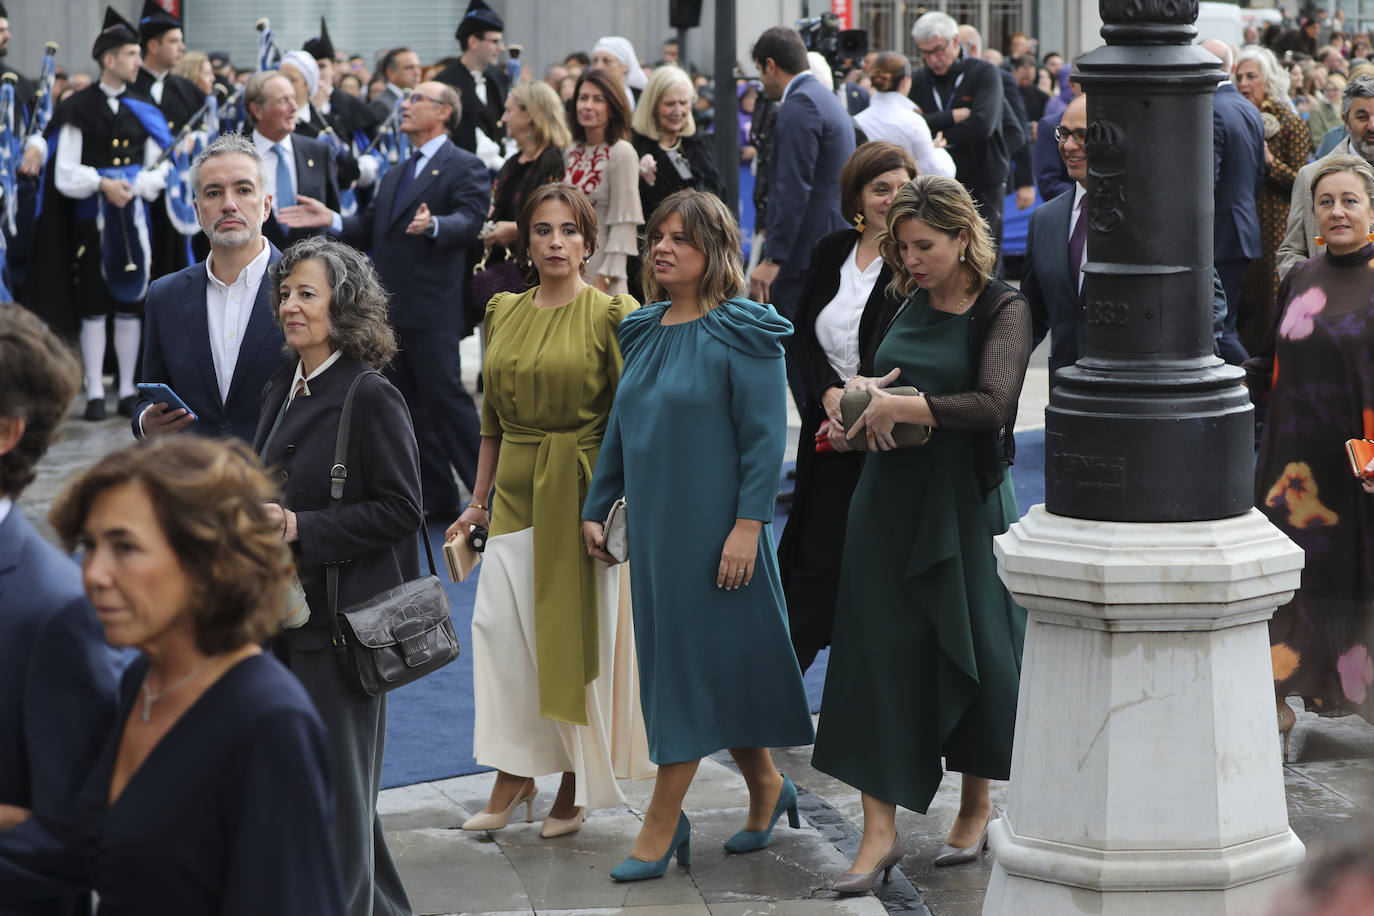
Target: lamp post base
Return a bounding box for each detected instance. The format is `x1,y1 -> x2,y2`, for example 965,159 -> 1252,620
982,506 -> 1307,915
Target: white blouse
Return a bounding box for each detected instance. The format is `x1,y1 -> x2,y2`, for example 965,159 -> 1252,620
814,246 -> 883,382
853,91 -> 957,180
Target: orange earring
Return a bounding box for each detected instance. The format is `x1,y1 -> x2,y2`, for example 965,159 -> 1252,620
1315,235 -> 1326,246
1368,230 -> 1374,242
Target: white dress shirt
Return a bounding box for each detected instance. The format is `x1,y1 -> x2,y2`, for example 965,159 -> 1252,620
815,246 -> 883,381
853,92 -> 957,179
1068,183 -> 1088,293
206,238 -> 272,402
141,66 -> 167,104
252,130 -> 297,213
288,349 -> 344,405
54,80 -> 168,201
0,496 -> 11,527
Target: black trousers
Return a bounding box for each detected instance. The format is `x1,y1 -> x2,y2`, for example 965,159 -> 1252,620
771,270 -> 809,415
386,325 -> 480,517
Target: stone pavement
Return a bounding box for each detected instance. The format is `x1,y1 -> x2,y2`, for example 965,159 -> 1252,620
23,339 -> 1374,915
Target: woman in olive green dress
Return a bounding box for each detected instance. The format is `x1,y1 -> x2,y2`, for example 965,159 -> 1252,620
448,184 -> 651,839
812,175 -> 1031,890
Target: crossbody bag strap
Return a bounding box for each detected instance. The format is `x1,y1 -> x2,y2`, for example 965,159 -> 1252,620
326,369 -> 381,667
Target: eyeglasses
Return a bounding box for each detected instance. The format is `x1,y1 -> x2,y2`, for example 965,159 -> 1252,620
1054,125 -> 1088,145
916,39 -> 954,60
405,92 -> 446,107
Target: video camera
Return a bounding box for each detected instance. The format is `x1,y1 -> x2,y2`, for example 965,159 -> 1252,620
796,12 -> 868,84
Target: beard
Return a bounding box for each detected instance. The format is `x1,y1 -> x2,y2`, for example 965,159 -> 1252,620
206,222 -> 258,248
1352,132 -> 1374,163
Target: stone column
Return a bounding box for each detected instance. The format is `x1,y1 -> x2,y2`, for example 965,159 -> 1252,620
983,0 -> 1308,911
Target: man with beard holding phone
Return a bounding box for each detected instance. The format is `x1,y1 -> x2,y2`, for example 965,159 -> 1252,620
134,133 -> 285,442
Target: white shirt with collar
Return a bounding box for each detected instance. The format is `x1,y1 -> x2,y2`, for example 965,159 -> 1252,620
288,349 -> 344,405
780,71 -> 810,106
329,132 -> 445,237
1068,182 -> 1088,293
54,80 -> 169,201
206,238 -> 272,402
141,66 -> 167,104
815,245 -> 884,381
253,130 -> 297,213
0,496 -> 11,527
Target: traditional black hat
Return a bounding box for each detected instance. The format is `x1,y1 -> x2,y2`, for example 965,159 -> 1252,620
456,0 -> 504,47
92,6 -> 139,62
138,0 -> 181,44
303,17 -> 335,63
0,4 -> 9,20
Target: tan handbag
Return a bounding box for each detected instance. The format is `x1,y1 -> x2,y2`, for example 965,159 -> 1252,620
840,386 -> 934,450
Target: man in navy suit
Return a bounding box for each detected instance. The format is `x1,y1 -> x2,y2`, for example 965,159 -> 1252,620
283,81 -> 489,517
1026,96 -> 1228,380
747,26 -> 855,408
1202,39 -> 1265,365
134,134 -> 285,443
244,71 -> 339,253
0,304 -> 120,915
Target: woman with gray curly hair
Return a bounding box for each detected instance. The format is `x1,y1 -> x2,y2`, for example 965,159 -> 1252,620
252,234 -> 420,916
1236,44 -> 1313,355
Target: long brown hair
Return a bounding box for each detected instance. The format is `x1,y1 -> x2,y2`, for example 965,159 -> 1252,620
569,68 -> 631,144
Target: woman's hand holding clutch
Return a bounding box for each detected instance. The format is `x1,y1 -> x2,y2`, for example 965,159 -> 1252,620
717,519 -> 762,590
447,505 -> 489,543
582,520 -> 621,566
845,369 -> 904,451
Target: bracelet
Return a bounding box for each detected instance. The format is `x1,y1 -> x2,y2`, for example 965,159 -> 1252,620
469,501 -> 489,512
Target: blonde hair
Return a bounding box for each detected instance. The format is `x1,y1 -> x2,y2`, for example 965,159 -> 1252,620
640,189 -> 745,311
508,79 -> 572,151
631,65 -> 696,139
880,175 -> 995,300
174,50 -> 210,85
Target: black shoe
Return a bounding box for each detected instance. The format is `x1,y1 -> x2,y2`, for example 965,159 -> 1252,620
84,398 -> 107,421
117,395 -> 136,417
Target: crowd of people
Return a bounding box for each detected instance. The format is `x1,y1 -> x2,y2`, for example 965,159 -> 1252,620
0,0 -> 1371,912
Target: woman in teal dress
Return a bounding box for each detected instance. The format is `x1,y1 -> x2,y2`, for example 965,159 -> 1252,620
812,175 -> 1031,891
582,190 -> 815,882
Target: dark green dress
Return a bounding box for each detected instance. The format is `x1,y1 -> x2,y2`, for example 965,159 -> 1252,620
811,291 -> 1027,813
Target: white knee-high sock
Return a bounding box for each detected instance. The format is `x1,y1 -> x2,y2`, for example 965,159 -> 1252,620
113,315 -> 142,399
79,317 -> 107,400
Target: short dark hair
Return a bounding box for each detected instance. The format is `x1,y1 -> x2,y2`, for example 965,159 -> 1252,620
380,46 -> 414,80
516,183 -> 599,280
569,68 -> 631,144
0,304 -> 81,497
565,51 -> 590,68
840,142 -> 917,226
751,27 -> 809,76
50,437 -> 291,655
271,236 -> 398,369
1009,55 -> 1037,70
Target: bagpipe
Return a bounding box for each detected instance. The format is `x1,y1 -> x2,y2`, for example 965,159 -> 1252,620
0,43 -> 56,237
256,18 -> 282,73
160,87 -> 225,237
310,101 -> 358,217
360,90 -> 413,185
90,97 -> 174,304
23,42 -> 58,143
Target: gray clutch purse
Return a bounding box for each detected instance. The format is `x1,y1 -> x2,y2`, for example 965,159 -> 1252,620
840,386 -> 933,450
603,497 -> 628,563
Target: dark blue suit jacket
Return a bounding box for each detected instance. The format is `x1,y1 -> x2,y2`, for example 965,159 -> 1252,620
135,243 -> 287,443
340,138 -> 488,333
0,508 -> 120,916
1213,82 -> 1265,263
1033,110 -> 1074,202
763,73 -> 854,281
1023,188 -> 1083,377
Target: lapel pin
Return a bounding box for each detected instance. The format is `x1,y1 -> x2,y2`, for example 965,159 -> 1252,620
431,169 -> 439,175
307,159 -> 314,167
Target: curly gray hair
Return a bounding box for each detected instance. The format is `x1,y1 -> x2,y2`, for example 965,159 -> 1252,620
1236,45 -> 1291,109
270,236 -> 397,369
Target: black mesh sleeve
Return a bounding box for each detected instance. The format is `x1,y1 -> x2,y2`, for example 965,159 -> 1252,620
925,289 -> 1033,430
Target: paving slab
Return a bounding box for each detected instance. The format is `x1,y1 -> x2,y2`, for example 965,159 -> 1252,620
385,827 -> 527,916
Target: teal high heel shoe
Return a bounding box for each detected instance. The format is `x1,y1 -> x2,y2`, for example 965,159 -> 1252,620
723,774 -> 800,853
609,812 -> 691,882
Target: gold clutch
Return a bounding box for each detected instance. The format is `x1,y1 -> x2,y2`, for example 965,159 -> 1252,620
443,533 -> 482,582
839,386 -> 933,450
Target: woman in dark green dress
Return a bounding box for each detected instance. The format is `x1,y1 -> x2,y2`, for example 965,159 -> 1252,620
812,175 -> 1031,891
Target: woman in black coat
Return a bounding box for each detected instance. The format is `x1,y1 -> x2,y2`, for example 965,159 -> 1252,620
628,66 -> 724,300
777,142 -> 916,673
253,236 -> 421,916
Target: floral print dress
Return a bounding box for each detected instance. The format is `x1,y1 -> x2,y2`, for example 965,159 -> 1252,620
1246,244 -> 1374,718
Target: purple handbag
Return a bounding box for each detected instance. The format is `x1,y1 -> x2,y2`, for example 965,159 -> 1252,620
472,253 -> 528,307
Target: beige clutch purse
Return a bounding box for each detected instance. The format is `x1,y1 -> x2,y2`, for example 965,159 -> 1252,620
840,386 -> 933,450
443,533 -> 482,583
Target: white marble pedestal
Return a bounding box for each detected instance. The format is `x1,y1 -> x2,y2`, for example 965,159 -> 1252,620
982,506 -> 1307,915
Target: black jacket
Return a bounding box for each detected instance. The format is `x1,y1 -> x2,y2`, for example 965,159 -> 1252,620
910,55 -> 1009,198
132,68 -> 207,134
631,130 -> 725,223
434,62 -> 506,155
253,357 -> 423,648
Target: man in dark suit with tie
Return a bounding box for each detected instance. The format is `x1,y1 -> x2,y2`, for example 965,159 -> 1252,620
1026,95 -> 1228,380
282,81 -> 489,517
1201,38 -> 1265,365
135,134 -> 286,443
367,47 -> 422,125
0,304 -> 120,914
244,71 -> 339,253
747,26 -> 855,409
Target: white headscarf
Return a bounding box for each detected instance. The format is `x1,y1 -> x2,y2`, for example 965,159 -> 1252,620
593,36 -> 648,90
280,50 -> 320,98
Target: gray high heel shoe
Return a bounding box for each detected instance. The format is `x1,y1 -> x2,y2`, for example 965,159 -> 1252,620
933,812 -> 995,867
831,837 -> 905,894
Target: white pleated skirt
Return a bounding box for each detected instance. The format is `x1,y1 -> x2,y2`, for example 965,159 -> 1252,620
470,526 -> 654,810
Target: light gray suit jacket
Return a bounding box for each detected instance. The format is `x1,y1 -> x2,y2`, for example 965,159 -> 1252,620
1277,137 -> 1352,281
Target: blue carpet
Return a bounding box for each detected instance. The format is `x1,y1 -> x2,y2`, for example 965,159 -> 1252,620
381,428 -> 1049,788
